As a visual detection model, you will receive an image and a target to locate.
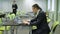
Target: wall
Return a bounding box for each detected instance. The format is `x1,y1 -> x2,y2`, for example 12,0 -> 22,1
0,0 -> 47,13
58,0 -> 60,23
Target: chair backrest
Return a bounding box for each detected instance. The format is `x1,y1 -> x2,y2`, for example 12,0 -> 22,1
11,13 -> 15,19
51,21 -> 59,31
7,13 -> 15,20
0,31 -> 3,34
49,21 -> 59,34
0,18 -> 11,30
16,11 -> 20,16
47,17 -> 51,24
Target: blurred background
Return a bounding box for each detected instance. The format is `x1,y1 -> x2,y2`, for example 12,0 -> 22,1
0,0 -> 60,34
0,0 -> 60,22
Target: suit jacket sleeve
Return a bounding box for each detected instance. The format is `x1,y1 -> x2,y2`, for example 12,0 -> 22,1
15,4 -> 18,9
30,12 -> 46,25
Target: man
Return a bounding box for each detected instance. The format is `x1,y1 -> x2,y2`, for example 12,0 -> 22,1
23,4 -> 50,34
12,0 -> 18,15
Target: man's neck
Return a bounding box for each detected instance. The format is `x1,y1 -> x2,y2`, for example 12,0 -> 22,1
34,9 -> 40,17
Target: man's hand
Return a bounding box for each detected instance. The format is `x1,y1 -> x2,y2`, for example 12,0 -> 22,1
22,20 -> 30,25
12,8 -> 15,9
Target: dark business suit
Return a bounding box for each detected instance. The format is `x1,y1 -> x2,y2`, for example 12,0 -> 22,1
12,4 -> 18,15
30,10 -> 50,34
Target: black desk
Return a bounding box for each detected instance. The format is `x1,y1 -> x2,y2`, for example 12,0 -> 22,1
1,21 -> 32,34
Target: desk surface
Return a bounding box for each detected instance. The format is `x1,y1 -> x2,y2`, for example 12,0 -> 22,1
1,21 -> 30,26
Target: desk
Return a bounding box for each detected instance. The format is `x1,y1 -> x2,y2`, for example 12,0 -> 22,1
0,15 -> 33,34
1,21 -> 32,34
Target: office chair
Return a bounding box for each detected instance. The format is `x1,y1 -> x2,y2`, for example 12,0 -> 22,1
49,21 -> 59,34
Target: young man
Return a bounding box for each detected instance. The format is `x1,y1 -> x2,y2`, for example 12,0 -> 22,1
23,4 -> 50,34
12,0 -> 18,15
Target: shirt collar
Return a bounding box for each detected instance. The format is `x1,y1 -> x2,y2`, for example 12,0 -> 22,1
35,9 -> 40,17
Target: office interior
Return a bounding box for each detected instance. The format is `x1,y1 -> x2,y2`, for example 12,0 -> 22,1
0,0 -> 60,34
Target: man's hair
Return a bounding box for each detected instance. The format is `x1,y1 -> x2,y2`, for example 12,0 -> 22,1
32,4 -> 42,10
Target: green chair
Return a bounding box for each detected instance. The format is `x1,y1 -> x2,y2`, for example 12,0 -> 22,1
6,13 -> 15,30
0,31 -> 3,34
0,26 -> 10,31
16,11 -> 20,16
47,17 -> 51,24
0,18 -> 11,34
7,13 -> 15,20
10,13 -> 15,20
0,18 -> 11,30
49,21 -> 59,34
0,13 -> 15,34
46,14 -> 51,24
20,11 -> 26,16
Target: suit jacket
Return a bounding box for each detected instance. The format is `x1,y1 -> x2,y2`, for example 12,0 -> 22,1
12,4 -> 18,10
30,10 -> 50,34
12,4 -> 18,14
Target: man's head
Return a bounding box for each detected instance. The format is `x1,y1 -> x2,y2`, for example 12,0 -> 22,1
32,4 -> 42,13
13,0 -> 16,4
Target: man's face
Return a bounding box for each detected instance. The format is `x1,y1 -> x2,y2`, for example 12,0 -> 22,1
32,7 -> 37,13
13,1 -> 16,4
